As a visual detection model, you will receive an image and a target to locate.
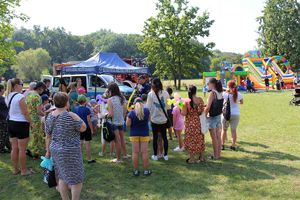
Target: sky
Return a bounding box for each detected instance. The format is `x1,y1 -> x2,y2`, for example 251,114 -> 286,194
13,0 -> 267,54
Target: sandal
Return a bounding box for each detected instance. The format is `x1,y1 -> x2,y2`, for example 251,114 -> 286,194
21,168 -> 34,176
143,170 -> 152,176
133,170 -> 140,177
13,170 -> 21,175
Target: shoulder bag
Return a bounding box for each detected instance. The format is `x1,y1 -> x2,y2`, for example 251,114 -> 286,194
155,92 -> 171,128
6,93 -> 19,121
222,94 -> 231,121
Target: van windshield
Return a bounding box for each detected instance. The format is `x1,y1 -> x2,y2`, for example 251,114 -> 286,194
101,75 -> 123,86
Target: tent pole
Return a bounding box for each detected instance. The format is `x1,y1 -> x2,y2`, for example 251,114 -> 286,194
94,73 -> 97,99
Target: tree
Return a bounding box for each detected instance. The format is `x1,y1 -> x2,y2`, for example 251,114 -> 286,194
209,50 -> 243,71
13,26 -> 94,64
0,0 -> 27,74
139,0 -> 214,89
83,29 -> 145,58
12,48 -> 51,82
257,0 -> 300,69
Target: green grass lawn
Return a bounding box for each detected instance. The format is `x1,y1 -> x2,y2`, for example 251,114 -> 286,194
1,90 -> 300,200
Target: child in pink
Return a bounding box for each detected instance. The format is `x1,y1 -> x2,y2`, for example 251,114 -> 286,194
172,106 -> 184,152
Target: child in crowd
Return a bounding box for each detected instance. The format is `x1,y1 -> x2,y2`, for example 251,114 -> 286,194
172,104 -> 185,152
98,92 -> 115,157
75,95 -> 96,164
202,84 -> 208,97
89,99 -> 100,134
41,94 -> 50,113
166,87 -> 174,140
126,98 -> 151,176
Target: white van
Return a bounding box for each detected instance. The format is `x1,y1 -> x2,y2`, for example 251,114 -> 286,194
42,74 -> 134,99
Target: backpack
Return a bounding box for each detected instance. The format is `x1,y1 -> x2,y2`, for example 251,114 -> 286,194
103,121 -> 115,142
222,94 -> 231,121
209,91 -> 224,117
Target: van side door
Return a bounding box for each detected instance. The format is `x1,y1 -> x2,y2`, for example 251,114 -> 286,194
88,75 -> 107,97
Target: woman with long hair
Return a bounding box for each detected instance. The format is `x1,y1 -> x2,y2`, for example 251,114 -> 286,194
45,92 -> 86,200
204,78 -> 224,160
25,81 -> 46,158
107,82 -> 127,163
5,78 -> 32,175
126,98 -> 151,176
146,77 -> 170,161
221,80 -> 243,151
181,85 -> 205,163
68,82 -> 78,112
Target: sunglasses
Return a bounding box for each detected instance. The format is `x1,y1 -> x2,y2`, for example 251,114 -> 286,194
18,83 -> 24,86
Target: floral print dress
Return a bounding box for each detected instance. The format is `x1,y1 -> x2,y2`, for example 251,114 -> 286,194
26,91 -> 44,156
184,100 -> 205,154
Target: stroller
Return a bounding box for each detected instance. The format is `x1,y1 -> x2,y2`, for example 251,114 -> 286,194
290,88 -> 300,106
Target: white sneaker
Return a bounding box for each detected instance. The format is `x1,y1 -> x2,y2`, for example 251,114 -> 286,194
163,155 -> 169,161
151,155 -> 158,161
98,152 -> 104,157
173,146 -> 181,152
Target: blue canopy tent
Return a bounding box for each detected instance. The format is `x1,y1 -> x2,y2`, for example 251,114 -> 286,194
61,52 -> 149,98
61,52 -> 149,75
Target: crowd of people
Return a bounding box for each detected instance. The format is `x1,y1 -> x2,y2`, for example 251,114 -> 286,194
0,76 -> 244,200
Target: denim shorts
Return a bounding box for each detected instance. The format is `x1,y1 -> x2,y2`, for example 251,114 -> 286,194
112,124 -> 124,132
207,115 -> 222,129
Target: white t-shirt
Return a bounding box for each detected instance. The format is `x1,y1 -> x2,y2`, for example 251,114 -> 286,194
146,90 -> 170,124
5,92 -> 27,122
223,92 -> 243,116
294,77 -> 298,84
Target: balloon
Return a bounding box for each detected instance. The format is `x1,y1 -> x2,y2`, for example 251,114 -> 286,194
167,99 -> 176,106
96,94 -> 107,104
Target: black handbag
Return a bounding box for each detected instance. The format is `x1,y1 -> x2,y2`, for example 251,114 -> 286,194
209,91 -> 224,117
103,120 -> 115,142
154,92 -> 171,128
223,95 -> 231,121
43,168 -> 57,188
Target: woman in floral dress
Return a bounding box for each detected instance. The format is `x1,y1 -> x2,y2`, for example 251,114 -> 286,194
181,85 -> 205,164
26,82 -> 46,157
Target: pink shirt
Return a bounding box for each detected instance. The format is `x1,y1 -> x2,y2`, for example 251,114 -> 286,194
172,106 -> 184,131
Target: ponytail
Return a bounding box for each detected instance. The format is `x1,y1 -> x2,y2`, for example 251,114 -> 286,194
134,102 -> 145,120
227,80 -> 238,103
6,79 -> 13,96
209,78 -> 223,93
188,85 -> 197,108
232,87 -> 238,103
216,80 -> 223,93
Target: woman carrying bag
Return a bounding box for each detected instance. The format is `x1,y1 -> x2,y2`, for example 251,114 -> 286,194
221,80 -> 243,151
146,78 -> 170,161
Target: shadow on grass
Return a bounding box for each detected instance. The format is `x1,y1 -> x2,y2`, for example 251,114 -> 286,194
1,139 -> 299,200
238,141 -> 269,149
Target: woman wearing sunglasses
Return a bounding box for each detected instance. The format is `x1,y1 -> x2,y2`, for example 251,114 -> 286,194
5,78 -> 32,175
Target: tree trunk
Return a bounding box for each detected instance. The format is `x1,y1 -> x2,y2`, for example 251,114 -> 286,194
178,77 -> 181,90
173,77 -> 177,89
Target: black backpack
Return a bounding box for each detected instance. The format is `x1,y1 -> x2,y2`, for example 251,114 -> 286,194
103,121 -> 115,142
209,92 -> 224,117
223,95 -> 231,121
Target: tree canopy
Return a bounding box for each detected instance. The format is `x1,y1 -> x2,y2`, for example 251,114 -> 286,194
12,48 -> 51,82
258,0 -> 300,69
139,0 -> 214,89
13,26 -> 93,64
0,0 -> 27,75
210,50 -> 243,71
